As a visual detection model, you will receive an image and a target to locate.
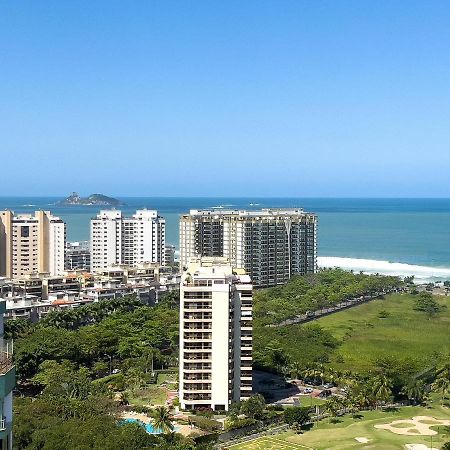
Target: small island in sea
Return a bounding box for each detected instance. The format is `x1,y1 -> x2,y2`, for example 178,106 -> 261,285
58,192 -> 124,206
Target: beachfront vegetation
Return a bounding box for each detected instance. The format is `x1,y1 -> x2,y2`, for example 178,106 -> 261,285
253,268 -> 402,326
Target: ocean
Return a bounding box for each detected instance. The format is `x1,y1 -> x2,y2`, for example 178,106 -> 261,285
2,197 -> 450,282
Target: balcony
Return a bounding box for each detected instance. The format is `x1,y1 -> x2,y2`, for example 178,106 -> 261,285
0,342 -> 14,376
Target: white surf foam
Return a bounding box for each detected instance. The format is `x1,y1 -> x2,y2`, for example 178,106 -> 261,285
318,256 -> 450,283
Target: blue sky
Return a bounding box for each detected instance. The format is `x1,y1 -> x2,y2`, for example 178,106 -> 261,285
1,1 -> 450,197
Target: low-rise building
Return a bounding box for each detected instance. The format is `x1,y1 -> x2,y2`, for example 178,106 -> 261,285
1,262 -> 172,321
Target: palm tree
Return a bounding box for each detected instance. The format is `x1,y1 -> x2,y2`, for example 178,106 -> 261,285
316,363 -> 326,386
346,393 -> 360,417
401,379 -> 426,405
436,361 -> 450,382
372,375 -> 392,408
432,376 -> 450,405
327,368 -> 343,386
325,396 -> 342,422
288,362 -> 303,380
152,406 -> 174,434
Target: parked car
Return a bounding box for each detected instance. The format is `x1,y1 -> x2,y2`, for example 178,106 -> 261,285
303,387 -> 314,394
322,383 -> 334,389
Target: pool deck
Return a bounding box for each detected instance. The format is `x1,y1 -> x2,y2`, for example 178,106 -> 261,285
120,411 -> 197,437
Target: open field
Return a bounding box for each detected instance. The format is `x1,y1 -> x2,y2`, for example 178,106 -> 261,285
315,293 -> 450,372
227,401 -> 450,450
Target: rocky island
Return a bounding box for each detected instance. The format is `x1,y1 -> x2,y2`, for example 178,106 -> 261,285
58,192 -> 124,206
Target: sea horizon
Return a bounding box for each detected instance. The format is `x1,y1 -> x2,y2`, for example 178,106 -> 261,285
2,196 -> 450,282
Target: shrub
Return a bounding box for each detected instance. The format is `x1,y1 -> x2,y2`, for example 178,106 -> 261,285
193,406 -> 214,417
189,416 -> 222,432
266,404 -> 284,411
224,417 -> 257,431
283,406 -> 311,427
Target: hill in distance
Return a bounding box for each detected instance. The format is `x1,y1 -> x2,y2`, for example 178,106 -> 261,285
57,192 -> 124,206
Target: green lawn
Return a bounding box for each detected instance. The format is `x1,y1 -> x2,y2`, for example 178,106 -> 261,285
157,372 -> 177,384
227,400 -> 450,450
128,372 -> 177,407
128,385 -> 168,407
315,293 -> 450,372
228,436 -> 314,449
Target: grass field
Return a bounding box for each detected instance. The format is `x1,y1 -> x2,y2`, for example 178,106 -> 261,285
315,293 -> 450,372
226,399 -> 450,450
228,436 -> 314,449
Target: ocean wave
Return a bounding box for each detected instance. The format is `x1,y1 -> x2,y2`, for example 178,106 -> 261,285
318,256 -> 450,282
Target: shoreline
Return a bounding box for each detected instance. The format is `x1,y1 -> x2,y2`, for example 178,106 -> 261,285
318,256 -> 450,282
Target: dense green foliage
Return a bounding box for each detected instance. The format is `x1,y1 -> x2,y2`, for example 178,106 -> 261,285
254,324 -> 338,372
10,294 -> 206,450
283,406 -> 311,427
253,268 -> 402,326
13,296 -> 179,380
225,395 -> 281,431
253,269 -> 450,408
413,291 -> 444,317
252,269 -> 403,373
13,361 -> 200,450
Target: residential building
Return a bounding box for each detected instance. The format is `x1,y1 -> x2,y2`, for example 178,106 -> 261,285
164,244 -> 176,266
0,263 -> 164,322
65,241 -> 91,271
90,210 -> 165,271
0,211 -> 66,278
179,209 -> 317,287
0,300 -> 14,450
179,257 -> 252,411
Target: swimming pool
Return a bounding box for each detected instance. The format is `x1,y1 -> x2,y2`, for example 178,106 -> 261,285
120,417 -> 179,434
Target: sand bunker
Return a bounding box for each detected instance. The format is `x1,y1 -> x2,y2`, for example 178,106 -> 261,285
405,444 -> 439,450
375,416 -> 450,436
355,437 -> 369,443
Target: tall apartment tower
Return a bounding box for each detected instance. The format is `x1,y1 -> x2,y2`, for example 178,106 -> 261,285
90,210 -> 165,271
0,211 -> 66,278
0,300 -> 15,450
180,209 -> 317,288
179,257 -> 252,411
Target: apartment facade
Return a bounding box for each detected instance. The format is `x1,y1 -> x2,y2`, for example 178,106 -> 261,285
179,257 -> 252,411
90,210 -> 165,271
65,241 -> 91,271
0,211 -> 66,278
180,209 -> 317,287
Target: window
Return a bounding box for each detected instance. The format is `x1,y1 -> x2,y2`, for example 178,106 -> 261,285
21,226 -> 29,238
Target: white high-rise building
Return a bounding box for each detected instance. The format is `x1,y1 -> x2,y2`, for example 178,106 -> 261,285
179,257 -> 252,411
0,211 -> 66,278
180,208 -> 317,287
90,210 -> 165,271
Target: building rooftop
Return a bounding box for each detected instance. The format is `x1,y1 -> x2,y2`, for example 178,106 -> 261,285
183,257 -> 252,285
185,208 -> 315,217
